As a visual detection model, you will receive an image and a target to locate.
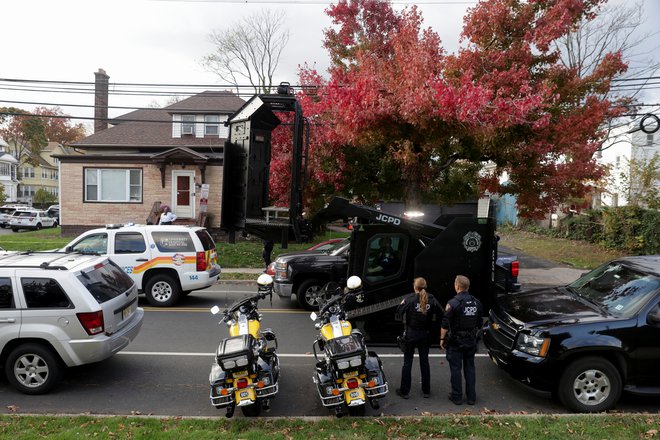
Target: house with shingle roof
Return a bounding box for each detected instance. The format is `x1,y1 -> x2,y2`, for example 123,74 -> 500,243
55,69 -> 245,235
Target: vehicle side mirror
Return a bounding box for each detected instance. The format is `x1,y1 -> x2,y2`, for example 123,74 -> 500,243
65,246 -> 73,253
647,305 -> 660,325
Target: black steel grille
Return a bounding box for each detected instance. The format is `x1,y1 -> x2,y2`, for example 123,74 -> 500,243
488,309 -> 518,350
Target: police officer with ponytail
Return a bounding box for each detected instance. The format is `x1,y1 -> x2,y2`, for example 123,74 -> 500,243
395,277 -> 442,399
440,275 -> 483,405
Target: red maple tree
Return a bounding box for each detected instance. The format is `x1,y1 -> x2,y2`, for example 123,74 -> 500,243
269,0 -> 628,217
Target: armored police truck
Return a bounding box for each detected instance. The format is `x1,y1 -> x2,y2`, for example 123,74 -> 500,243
220,84 -> 519,342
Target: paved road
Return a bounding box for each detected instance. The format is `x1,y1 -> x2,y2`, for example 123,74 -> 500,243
1,283 -> 658,417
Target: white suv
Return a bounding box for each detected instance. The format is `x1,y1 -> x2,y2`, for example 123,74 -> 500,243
10,210 -> 57,231
63,224 -> 221,307
0,251 -> 144,394
0,206 -> 30,228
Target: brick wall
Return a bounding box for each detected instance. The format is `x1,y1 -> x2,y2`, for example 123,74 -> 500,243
60,162 -> 223,235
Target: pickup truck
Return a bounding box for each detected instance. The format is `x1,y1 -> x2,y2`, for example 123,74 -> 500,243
273,237 -> 519,311
483,255 -> 660,412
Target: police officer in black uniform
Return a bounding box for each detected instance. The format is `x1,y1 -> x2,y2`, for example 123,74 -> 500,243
395,277 -> 442,399
440,275 -> 483,405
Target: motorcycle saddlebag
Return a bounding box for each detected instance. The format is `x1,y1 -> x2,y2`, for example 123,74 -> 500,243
216,334 -> 256,372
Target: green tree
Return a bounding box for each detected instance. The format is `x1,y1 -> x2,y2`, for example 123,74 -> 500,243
0,185 -> 7,205
33,188 -> 58,206
620,153 -> 660,209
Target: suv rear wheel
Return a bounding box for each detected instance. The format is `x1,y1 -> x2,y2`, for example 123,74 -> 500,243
558,357 -> 622,412
296,279 -> 326,310
5,343 -> 62,395
145,274 -> 181,307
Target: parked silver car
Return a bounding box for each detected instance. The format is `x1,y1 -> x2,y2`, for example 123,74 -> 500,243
0,251 -> 144,394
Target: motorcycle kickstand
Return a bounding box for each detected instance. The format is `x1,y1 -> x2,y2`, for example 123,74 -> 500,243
369,398 -> 380,410
225,404 -> 235,418
262,399 -> 271,412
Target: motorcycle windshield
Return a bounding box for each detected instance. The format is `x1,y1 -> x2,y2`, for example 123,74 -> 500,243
326,335 -> 364,359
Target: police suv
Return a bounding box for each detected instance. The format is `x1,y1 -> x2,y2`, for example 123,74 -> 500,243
63,224 -> 221,306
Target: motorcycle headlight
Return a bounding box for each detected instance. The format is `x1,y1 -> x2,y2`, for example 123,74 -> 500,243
235,356 -> 249,367
515,333 -> 550,357
349,357 -> 362,367
222,359 -> 236,369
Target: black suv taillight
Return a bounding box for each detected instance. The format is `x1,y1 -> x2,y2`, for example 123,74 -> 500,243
511,261 -> 519,278
196,251 -> 206,271
77,311 -> 104,335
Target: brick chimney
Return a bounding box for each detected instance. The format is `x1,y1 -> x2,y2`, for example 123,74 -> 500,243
94,68 -> 109,133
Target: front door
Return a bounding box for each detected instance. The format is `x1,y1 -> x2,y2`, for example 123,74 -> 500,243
173,171 -> 195,219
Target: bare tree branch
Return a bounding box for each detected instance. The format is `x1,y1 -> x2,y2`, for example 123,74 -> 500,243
200,9 -> 290,94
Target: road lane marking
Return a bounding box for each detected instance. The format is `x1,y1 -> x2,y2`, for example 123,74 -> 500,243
143,307 -> 310,314
119,351 -> 490,358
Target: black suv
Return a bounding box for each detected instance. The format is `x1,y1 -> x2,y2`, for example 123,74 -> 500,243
484,255 -> 660,412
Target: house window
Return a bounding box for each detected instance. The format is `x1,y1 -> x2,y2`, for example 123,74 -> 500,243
205,115 -> 220,136
0,163 -> 10,177
18,185 -> 34,198
21,167 -> 35,178
181,115 -> 195,135
85,168 -> 142,202
42,169 -> 49,179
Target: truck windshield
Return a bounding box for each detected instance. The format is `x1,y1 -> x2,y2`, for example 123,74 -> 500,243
568,262 -> 660,318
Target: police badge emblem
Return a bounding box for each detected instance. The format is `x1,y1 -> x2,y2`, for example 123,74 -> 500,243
463,231 -> 482,252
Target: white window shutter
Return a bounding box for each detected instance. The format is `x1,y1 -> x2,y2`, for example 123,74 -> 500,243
219,115 -> 229,138
195,115 -> 204,138
173,114 -> 181,138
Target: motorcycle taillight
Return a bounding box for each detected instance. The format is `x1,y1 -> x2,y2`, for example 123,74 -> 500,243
236,378 -> 249,389
346,378 -> 359,390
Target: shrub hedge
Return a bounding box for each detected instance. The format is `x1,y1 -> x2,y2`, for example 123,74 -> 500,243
556,207 -> 660,254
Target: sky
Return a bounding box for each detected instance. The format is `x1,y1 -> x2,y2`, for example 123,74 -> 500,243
2,0 -> 659,133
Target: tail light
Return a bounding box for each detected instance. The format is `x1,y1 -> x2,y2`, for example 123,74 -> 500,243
196,251 -> 206,271
511,261 -> 519,278
266,263 -> 275,276
77,311 -> 104,335
236,378 -> 249,389
346,378 -> 359,389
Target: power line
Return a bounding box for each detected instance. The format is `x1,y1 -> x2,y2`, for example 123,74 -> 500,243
0,99 -> 239,113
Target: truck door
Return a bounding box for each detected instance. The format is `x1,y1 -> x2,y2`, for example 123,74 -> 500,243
348,225 -> 423,342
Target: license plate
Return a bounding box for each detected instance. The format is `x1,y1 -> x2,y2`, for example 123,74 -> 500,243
232,370 -> 248,378
240,391 -> 249,398
350,391 -> 359,398
343,371 -> 359,378
122,302 -> 137,320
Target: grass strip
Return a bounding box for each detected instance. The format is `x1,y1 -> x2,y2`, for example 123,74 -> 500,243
0,414 -> 658,440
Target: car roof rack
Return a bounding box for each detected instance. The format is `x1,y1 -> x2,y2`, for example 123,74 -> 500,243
0,251 -> 97,271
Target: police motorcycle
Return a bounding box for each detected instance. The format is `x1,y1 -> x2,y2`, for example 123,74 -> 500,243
209,274 -> 279,417
310,276 -> 389,417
